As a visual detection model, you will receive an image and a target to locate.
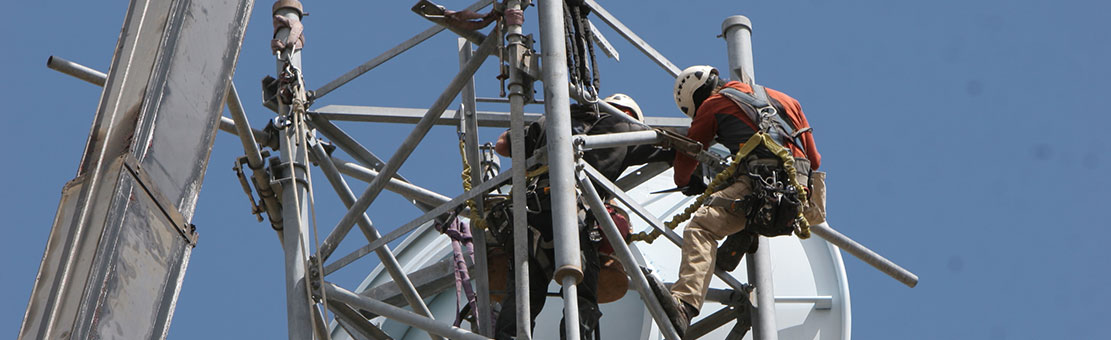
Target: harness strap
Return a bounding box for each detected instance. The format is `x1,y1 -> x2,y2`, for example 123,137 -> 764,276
752,85 -> 803,149
792,126 -> 812,139
633,132 -> 812,243
705,196 -> 749,213
718,86 -> 807,153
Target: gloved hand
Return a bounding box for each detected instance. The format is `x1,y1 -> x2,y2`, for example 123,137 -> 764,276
680,174 -> 707,196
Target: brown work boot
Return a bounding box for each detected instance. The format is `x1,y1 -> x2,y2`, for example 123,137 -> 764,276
641,267 -> 692,338
677,301 -> 698,337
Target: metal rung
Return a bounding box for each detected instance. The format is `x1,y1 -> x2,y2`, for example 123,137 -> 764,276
775,296 -> 833,310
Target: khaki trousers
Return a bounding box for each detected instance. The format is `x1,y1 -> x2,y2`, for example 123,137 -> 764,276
669,166 -> 812,311
669,177 -> 753,311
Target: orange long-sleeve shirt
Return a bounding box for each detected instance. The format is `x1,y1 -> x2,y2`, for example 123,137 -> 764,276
674,81 -> 821,186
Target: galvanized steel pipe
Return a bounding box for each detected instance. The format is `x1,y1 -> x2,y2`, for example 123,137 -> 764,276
331,157 -> 452,210
722,16 -> 755,84
457,38 -> 494,335
324,283 -> 489,340
575,130 -> 661,150
329,33 -> 497,257
723,15 -> 778,340
538,0 -> 583,337
504,0 -> 533,337
227,84 -> 263,168
810,222 -> 919,287
308,141 -> 437,329
273,3 -> 315,338
538,0 -> 583,284
46,56 -> 106,86
578,173 -> 682,340
227,83 -> 284,230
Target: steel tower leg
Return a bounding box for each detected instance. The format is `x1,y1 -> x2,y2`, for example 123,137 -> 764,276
537,1 -> 583,339
503,0 -> 534,338
723,15 -> 779,340
273,4 -> 316,339
457,37 -> 494,335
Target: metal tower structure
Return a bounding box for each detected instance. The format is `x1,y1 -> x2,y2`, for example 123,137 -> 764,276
25,0 -> 918,339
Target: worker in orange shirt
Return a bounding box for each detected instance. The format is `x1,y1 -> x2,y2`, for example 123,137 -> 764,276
647,65 -> 822,337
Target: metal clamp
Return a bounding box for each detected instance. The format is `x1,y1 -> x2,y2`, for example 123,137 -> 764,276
233,156 -> 265,222
308,255 -> 323,300
269,159 -> 311,190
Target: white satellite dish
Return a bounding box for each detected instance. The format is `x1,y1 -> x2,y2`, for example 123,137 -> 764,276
340,167 -> 851,340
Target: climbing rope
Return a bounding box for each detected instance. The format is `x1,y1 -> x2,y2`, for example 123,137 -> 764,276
294,109 -> 333,340
627,132 -> 811,243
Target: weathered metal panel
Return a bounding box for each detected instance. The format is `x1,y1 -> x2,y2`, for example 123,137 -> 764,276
131,0 -> 255,219
71,159 -> 194,339
19,0 -> 254,338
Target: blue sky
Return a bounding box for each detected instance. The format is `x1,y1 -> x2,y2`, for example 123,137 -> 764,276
3,0 -> 1109,339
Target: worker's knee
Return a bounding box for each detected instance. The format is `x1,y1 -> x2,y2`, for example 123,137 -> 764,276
688,206 -> 746,240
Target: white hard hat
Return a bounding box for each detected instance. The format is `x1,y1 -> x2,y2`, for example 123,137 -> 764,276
603,93 -> 644,122
673,65 -> 719,118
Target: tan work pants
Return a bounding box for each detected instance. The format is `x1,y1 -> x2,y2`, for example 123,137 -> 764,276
669,177 -> 753,311
670,167 -> 812,311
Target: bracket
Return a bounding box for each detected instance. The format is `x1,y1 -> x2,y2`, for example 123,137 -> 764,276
122,155 -> 199,246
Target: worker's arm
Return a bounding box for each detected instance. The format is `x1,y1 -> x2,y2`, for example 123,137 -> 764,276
614,119 -> 675,167
494,130 -> 511,157
767,88 -> 820,170
494,117 -> 546,159
673,105 -> 717,186
794,101 -> 821,170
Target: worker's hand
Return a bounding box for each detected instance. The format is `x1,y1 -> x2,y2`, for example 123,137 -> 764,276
680,175 -> 707,196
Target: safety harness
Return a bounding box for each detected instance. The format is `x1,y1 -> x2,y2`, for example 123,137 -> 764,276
708,86 -> 811,238
629,85 -> 813,244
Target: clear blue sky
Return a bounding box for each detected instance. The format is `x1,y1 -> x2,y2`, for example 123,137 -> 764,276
3,0 -> 1109,339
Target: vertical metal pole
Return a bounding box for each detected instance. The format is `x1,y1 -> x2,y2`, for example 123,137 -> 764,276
504,1 -> 532,338
457,38 -> 494,336
274,3 -> 314,339
538,1 -> 582,339
723,16 -> 755,85
723,15 -> 778,340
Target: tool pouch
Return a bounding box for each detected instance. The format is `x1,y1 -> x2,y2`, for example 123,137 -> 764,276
803,171 -> 827,225
743,162 -> 805,238
715,232 -> 757,272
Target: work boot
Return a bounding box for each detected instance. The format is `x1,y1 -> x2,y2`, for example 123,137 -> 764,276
641,267 -> 692,338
